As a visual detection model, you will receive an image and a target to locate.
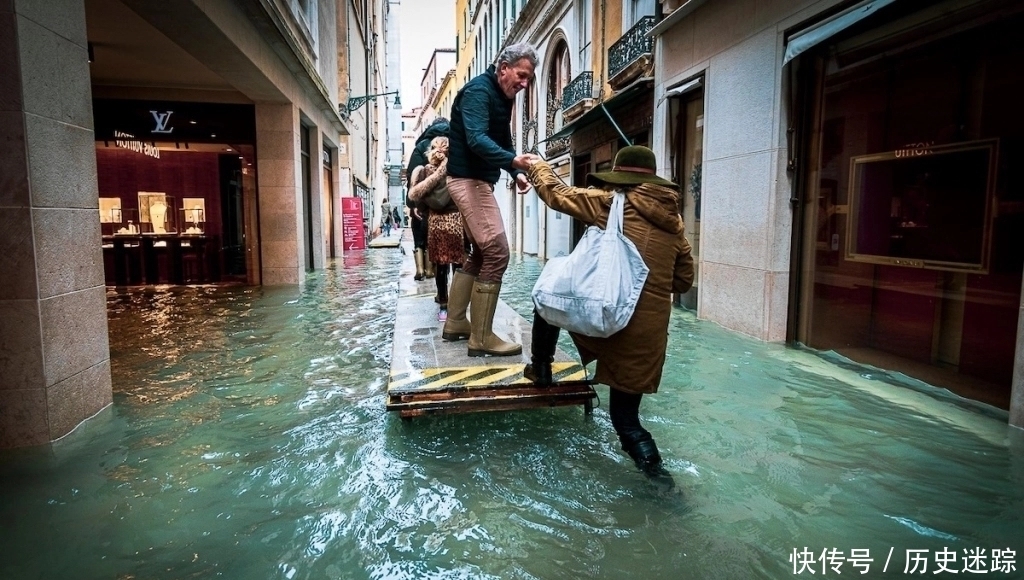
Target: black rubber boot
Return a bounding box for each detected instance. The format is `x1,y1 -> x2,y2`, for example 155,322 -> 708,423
624,438 -> 675,490
524,311 -> 560,386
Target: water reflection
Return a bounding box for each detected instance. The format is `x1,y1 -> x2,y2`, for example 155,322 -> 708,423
1,251 -> 1022,579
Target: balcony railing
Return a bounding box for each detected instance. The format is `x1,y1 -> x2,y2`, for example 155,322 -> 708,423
561,71 -> 594,111
608,15 -> 656,79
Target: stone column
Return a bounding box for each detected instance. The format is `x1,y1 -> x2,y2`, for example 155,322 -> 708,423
1010,276 -> 1024,429
255,102 -> 302,284
696,27 -> 791,342
0,0 -> 112,448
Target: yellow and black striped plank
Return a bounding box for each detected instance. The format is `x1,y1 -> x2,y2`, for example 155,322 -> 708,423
386,362 -> 596,417
387,361 -> 588,394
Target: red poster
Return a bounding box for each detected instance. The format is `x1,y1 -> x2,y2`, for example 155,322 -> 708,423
341,197 -> 366,251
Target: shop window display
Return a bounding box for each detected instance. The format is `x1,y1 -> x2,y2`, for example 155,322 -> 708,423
797,8 -> 1024,409
95,145 -> 254,285
99,197 -> 121,228
181,198 -> 206,235
93,99 -> 257,285
846,140 -> 997,272
138,192 -> 176,235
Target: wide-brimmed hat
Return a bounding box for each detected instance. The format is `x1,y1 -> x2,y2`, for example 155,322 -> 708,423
587,145 -> 677,189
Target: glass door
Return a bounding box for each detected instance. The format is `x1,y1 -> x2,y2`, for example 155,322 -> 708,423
322,146 -> 335,259
670,84 -> 704,308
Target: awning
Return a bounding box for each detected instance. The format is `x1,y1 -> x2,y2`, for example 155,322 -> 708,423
657,77 -> 702,107
783,0 -> 898,65
541,77 -> 653,143
649,0 -> 709,38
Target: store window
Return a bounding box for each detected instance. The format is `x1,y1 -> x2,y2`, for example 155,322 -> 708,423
93,100 -> 256,286
795,6 -> 1024,409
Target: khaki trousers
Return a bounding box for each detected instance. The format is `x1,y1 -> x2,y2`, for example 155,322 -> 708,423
446,177 -> 510,283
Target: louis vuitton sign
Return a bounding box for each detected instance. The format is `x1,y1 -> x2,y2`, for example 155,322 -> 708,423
150,110 -> 174,134
114,130 -> 160,159
92,99 -> 256,144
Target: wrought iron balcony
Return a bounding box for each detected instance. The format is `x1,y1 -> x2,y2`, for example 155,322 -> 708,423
561,71 -> 594,112
608,15 -> 656,79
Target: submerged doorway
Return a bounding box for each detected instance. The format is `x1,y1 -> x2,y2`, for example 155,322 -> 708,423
300,124 -> 315,272
668,80 -> 704,309
323,146 -> 335,260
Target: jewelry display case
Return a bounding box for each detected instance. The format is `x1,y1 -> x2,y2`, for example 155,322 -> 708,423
99,197 -> 123,236
180,198 -> 206,235
111,208 -> 139,236
138,192 -> 177,235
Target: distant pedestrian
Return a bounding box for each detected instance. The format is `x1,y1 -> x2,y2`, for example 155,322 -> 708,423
380,197 -> 393,237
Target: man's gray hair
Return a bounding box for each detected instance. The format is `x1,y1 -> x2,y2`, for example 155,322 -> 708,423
497,43 -> 538,68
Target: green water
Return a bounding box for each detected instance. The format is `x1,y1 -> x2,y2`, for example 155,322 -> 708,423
2,251 -> 1022,579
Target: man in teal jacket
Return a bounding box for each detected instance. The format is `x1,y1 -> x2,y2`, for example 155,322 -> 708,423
441,43 -> 537,358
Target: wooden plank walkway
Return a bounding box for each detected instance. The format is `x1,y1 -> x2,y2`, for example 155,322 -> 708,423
368,230 -> 402,248
386,233 -> 596,419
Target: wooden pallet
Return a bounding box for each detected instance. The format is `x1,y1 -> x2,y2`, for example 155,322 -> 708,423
387,235 -> 597,420
388,382 -> 595,418
386,363 -> 596,418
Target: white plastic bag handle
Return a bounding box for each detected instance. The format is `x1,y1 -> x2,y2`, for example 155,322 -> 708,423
606,190 -> 625,235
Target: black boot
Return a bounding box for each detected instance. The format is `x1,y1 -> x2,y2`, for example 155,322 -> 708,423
625,438 -> 675,490
524,311 -> 560,386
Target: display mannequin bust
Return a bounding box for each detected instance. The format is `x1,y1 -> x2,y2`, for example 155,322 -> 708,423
150,200 -> 167,233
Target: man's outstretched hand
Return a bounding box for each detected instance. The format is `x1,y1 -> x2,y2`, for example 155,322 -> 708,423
512,153 -> 543,170
512,153 -> 545,193
515,173 -> 530,193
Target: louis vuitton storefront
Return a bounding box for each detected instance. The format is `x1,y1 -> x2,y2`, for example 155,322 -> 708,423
92,99 -> 259,286
789,0 -> 1024,410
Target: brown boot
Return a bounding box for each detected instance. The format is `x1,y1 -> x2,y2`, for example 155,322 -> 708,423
413,249 -> 425,281
441,270 -> 474,341
467,281 -> 522,357
424,258 -> 436,279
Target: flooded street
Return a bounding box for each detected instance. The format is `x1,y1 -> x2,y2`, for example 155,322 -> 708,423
2,249 -> 1023,579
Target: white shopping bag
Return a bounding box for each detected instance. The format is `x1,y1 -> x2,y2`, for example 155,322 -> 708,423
531,191 -> 649,338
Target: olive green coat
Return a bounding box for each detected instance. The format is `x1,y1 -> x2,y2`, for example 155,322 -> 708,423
528,161 -> 694,394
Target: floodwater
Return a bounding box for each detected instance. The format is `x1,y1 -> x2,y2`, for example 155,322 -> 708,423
2,249 -> 1023,580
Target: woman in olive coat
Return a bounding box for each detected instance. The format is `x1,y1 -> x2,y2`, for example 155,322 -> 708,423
524,145 -> 694,487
